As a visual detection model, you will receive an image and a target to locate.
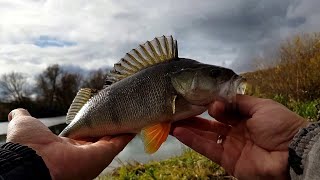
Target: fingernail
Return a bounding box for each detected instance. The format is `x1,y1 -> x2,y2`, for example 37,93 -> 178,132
8,108 -> 31,121
8,111 -> 13,121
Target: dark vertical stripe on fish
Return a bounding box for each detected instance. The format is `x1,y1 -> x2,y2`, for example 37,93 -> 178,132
110,99 -> 121,126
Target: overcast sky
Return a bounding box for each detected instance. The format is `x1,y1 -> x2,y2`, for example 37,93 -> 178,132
0,0 -> 319,78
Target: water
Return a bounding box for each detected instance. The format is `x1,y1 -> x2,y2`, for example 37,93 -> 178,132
0,112 -> 213,174
0,116 -> 66,136
104,135 -> 187,173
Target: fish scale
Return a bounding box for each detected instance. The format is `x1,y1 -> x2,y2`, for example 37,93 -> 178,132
60,36 -> 246,154
61,63 -> 173,138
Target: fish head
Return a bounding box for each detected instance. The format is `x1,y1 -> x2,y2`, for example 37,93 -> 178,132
171,63 -> 247,105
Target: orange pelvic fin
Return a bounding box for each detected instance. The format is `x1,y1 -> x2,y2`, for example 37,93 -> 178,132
141,122 -> 171,154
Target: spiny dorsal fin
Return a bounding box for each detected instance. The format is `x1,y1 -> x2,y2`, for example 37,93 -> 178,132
106,35 -> 178,84
66,88 -> 97,124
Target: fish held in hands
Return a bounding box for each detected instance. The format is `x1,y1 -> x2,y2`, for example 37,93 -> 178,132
59,36 -> 246,154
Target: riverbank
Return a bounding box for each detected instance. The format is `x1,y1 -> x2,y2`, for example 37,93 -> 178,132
98,149 -> 235,180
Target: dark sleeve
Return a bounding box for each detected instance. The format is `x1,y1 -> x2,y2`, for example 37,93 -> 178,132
288,122 -> 320,180
0,142 -> 52,180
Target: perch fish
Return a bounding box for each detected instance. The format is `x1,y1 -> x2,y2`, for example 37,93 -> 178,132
59,36 -> 246,154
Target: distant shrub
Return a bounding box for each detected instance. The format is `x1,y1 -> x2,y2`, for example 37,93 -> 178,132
288,99 -> 320,121
243,32 -> 320,102
272,94 -> 290,107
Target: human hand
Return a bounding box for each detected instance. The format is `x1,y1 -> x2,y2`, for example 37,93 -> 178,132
172,95 -> 309,180
6,109 -> 134,180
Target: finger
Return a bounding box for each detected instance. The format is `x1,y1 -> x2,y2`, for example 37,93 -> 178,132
183,127 -> 220,142
209,95 -> 264,125
107,134 -> 135,153
7,109 -> 56,144
75,137 -> 103,143
8,108 -> 31,121
233,95 -> 266,116
210,95 -> 264,117
172,117 -> 231,136
210,100 -> 225,117
82,134 -> 135,169
173,127 -> 223,164
70,134 -> 134,179
208,101 -> 242,125
93,134 -> 135,156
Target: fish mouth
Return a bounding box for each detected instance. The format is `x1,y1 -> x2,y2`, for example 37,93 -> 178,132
217,75 -> 247,103
235,76 -> 247,95
222,75 -> 247,104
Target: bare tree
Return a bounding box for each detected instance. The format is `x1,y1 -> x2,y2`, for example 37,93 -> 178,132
36,64 -> 63,107
0,72 -> 29,103
82,69 -> 107,89
56,72 -> 83,110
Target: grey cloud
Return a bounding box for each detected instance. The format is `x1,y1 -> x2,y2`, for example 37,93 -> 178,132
60,64 -> 89,75
287,16 -> 306,27
166,0 -> 315,72
1,0 -> 320,76
114,0 -> 296,72
190,1 -> 289,40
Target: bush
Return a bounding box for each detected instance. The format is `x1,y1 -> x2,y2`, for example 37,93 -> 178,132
243,32 -> 320,102
272,94 -> 290,107
288,99 -> 320,121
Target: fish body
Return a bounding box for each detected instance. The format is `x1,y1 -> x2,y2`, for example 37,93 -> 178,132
60,36 -> 246,153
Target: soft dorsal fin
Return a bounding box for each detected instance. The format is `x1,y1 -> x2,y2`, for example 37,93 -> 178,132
106,35 -> 178,84
66,88 -> 97,124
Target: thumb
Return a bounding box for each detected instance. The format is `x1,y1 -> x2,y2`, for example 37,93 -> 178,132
7,108 -> 55,144
8,108 -> 31,121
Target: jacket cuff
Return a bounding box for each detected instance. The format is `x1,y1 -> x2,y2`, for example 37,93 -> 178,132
0,142 -> 51,179
288,122 -> 320,176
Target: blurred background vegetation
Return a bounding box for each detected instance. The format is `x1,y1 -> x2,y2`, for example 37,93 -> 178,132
243,32 -> 320,121
0,65 -> 108,121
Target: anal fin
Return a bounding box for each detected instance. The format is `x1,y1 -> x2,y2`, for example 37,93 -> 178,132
141,122 -> 171,154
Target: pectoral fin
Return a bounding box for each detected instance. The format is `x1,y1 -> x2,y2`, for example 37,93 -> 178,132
141,122 -> 171,154
172,95 -> 177,114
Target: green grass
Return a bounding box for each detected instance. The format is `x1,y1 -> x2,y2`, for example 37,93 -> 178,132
288,99 -> 320,121
98,149 -> 234,180
272,94 -> 320,121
